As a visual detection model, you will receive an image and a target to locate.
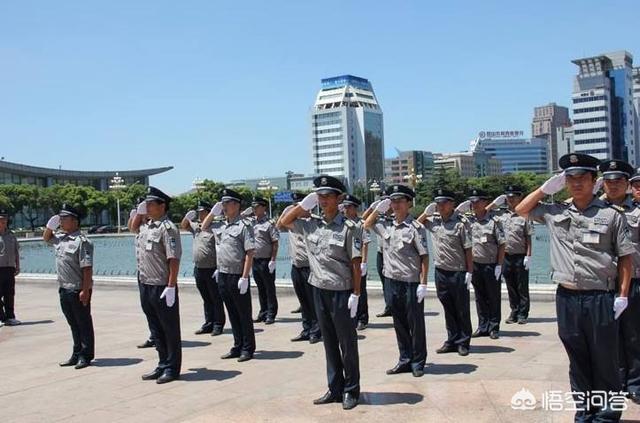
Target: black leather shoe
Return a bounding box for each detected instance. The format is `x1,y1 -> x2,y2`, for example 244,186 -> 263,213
342,392 -> 359,410
386,363 -> 411,375
436,344 -> 457,354
457,345 -> 470,356
309,337 -> 322,344
137,339 -> 155,349
156,371 -> 179,384
291,333 -> 310,342
74,358 -> 90,369
489,331 -> 500,340
221,351 -> 241,359
376,310 -> 392,318
195,327 -> 212,335
253,315 -> 266,323
265,317 -> 275,325
211,327 -> 223,336
141,368 -> 163,380
59,357 -> 78,367
505,316 -> 517,324
412,368 -> 424,377
517,318 -> 528,325
291,306 -> 301,314
471,330 -> 486,338
357,322 -> 367,331
237,353 -> 253,362
313,391 -> 342,405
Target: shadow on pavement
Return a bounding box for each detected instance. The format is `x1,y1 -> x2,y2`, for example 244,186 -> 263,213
17,320 -> 54,326
273,317 -> 301,324
93,358 -> 143,367
499,330 -> 541,337
526,317 -> 557,323
181,368 -> 241,382
425,363 -> 478,375
253,350 -> 304,360
366,322 -> 394,329
470,345 -> 515,354
182,340 -> 212,348
357,334 -> 366,340
361,392 -> 424,405
425,311 -> 439,317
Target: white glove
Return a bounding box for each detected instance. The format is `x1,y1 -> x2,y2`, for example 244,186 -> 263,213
614,297 -> 628,320
523,256 -> 531,270
46,215 -> 60,230
375,198 -> 391,214
299,193 -> 318,211
347,294 -> 359,318
424,202 -> 436,216
491,195 -> 507,207
593,177 -> 604,194
465,272 -> 472,290
129,209 -> 137,220
137,201 -> 147,215
241,207 -> 254,218
416,284 -> 428,303
541,172 -> 566,195
160,287 -> 176,307
360,263 -> 368,276
212,269 -> 219,281
369,200 -> 381,210
455,200 -> 472,214
238,277 -> 249,295
494,265 -> 502,280
185,210 -> 197,221
210,201 -> 223,216
268,260 -> 276,273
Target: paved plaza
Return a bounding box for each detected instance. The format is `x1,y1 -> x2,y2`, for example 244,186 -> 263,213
1,279 -> 639,423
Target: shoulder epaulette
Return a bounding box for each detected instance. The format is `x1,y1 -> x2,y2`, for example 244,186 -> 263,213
609,204 -> 625,213
163,221 -> 173,230
241,218 -> 253,226
412,220 -> 422,229
457,214 -> 469,224
310,213 -> 322,220
345,219 -> 355,229
269,218 -> 276,225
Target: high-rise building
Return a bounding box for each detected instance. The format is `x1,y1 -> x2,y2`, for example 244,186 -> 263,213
633,67 -> 640,159
532,103 -> 571,172
433,152 -> 501,178
555,126 -> 575,165
469,131 -> 549,174
384,150 -> 434,184
571,51 -> 638,165
310,75 -> 384,189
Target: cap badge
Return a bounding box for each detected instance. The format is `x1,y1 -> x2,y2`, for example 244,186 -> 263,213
570,155 -> 578,164
610,161 -> 617,169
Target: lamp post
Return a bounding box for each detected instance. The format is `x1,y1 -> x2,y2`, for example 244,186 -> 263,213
257,179 -> 278,217
109,173 -> 126,233
403,168 -> 423,206
192,177 -> 205,199
369,180 -> 381,206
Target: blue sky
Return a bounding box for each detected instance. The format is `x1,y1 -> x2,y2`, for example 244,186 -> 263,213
1,0 -> 638,194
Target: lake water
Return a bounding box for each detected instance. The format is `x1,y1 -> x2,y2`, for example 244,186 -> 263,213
18,225 -> 553,284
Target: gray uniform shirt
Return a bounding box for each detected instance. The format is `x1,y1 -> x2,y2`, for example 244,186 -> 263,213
251,215 -> 279,259
529,198 -> 635,290
611,197 -> 640,279
371,216 -> 429,282
211,216 -> 255,274
425,212 -> 472,272
285,225 -> 310,268
138,216 -> 182,286
0,230 -> 19,268
47,231 -> 93,290
188,221 -> 217,268
469,212 -> 506,264
135,223 -> 147,270
290,214 -> 362,291
496,209 -> 534,255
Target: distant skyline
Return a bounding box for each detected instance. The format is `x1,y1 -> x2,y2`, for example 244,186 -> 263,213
1,1 -> 639,194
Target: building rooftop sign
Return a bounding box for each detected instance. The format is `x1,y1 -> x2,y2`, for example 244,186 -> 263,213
478,130 -> 524,139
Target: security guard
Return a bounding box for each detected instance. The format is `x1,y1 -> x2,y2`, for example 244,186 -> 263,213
363,195 -> 393,317
43,204 -> 94,369
418,189 -> 473,356
600,159 -> 640,405
516,153 -> 634,421
248,196 -> 279,325
342,194 -> 371,331
466,189 -> 505,340
202,188 -> 256,362
0,209 -> 21,327
131,187 -> 183,384
365,185 -> 429,377
181,200 -> 225,336
276,192 -> 321,344
486,186 -> 534,324
128,197 -> 155,349
280,175 -> 363,410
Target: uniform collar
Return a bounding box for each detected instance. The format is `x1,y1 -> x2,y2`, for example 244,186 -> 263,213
321,213 -> 345,227
393,215 -> 413,227
149,215 -> 168,227
567,196 -> 606,212
62,230 -> 81,240
472,211 -> 492,222
225,215 -> 243,226
256,214 -> 269,223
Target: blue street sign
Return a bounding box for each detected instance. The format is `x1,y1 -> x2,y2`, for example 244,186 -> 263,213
273,191 -> 293,203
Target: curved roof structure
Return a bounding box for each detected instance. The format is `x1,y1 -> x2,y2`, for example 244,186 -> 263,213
0,159 -> 172,178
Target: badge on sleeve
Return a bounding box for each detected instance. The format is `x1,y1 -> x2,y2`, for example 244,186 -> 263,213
170,237 -> 176,250
354,237 -> 362,251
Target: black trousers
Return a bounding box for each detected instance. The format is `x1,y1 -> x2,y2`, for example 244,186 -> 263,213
291,265 -> 320,339
389,279 -> 427,370
137,275 -> 154,342
313,286 -> 360,397
253,258 -> 278,320
435,268 -> 472,348
620,278 -> 640,396
357,275 -> 368,325
140,283 -> 182,375
377,252 -> 392,313
471,262 -> 501,334
556,285 -> 621,422
503,254 -> 530,320
194,266 -> 225,330
0,267 -> 16,321
59,288 -> 94,361
217,272 -> 255,355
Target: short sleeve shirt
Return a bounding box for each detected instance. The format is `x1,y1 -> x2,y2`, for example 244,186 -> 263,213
251,216 -> 279,259
469,212 -> 506,264
211,216 -> 255,274
138,216 -> 182,286
611,197 -> 640,279
495,209 -> 534,255
188,221 -> 217,268
0,230 -> 19,268
424,212 -> 472,272
47,230 -> 94,290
